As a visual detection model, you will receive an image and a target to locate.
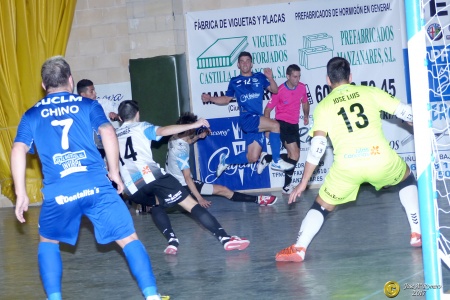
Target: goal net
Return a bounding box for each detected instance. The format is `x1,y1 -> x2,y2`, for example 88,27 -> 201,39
406,0 -> 450,298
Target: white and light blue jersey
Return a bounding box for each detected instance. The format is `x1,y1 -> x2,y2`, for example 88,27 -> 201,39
165,137 -> 190,186
14,92 -> 110,199
116,121 -> 166,195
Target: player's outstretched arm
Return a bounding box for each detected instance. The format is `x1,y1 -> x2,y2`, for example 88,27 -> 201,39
11,142 -> 30,223
289,162 -> 316,204
201,93 -> 233,105
289,132 -> 327,204
186,127 -> 210,144
157,118 -> 210,137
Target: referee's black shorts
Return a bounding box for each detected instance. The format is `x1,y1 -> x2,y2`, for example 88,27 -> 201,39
277,119 -> 300,147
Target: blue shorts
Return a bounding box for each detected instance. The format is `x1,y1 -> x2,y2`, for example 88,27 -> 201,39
39,183 -> 135,245
239,112 -> 260,133
240,113 -> 265,148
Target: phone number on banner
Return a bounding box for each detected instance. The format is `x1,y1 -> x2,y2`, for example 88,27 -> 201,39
315,78 -> 397,102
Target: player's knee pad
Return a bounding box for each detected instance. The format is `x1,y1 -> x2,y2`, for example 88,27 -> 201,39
397,171 -> 417,190
310,201 -> 330,219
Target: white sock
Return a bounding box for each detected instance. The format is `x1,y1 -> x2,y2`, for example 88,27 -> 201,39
295,208 -> 325,249
399,185 -> 421,234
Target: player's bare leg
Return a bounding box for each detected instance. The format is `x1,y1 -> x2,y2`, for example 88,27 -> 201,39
247,140 -> 263,163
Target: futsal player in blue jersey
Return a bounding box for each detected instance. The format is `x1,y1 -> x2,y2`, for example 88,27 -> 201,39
11,56 -> 161,300
201,51 -> 294,177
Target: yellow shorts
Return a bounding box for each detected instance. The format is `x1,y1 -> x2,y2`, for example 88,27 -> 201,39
318,150 -> 406,205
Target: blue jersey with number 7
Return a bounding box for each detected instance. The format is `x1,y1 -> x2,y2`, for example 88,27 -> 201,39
14,92 -> 109,198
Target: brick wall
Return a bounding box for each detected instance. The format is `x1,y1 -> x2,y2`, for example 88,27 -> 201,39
65,0 -> 291,85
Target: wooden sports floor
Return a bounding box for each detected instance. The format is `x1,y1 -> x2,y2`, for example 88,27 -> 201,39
1,184 -> 447,299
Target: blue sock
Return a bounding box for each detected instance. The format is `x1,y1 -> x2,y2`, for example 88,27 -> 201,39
269,132 -> 281,162
38,242 -> 62,299
123,240 -> 158,297
47,293 -> 62,300
225,151 -> 248,165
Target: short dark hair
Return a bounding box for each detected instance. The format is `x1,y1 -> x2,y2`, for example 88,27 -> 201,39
176,112 -> 198,135
286,64 -> 300,76
77,79 -> 94,95
41,56 -> 71,91
176,112 -> 198,125
118,100 -> 139,122
238,51 -> 252,62
327,57 -> 351,85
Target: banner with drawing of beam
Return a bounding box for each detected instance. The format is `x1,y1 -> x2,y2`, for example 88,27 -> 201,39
186,0 -> 415,191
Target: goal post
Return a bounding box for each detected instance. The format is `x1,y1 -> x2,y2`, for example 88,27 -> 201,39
405,0 -> 448,298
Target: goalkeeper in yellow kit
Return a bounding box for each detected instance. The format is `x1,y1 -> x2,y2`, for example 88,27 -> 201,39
275,57 -> 421,262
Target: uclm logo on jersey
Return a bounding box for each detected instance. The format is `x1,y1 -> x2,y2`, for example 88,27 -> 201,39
35,94 -> 82,107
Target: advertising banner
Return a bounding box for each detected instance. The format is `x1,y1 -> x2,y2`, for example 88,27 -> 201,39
187,0 -> 414,190
95,81 -> 131,129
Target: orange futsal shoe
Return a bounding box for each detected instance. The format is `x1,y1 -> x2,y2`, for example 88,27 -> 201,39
410,232 -> 422,247
275,245 -> 306,262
